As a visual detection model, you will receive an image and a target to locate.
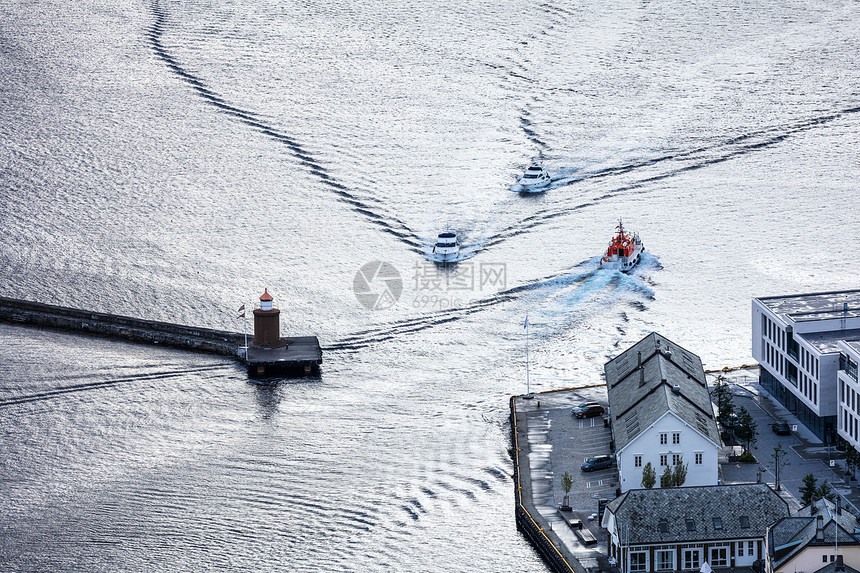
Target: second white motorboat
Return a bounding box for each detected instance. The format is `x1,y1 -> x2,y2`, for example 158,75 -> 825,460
512,164 -> 551,193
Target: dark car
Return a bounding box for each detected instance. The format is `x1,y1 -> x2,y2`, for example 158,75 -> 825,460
771,421 -> 791,435
581,455 -> 613,472
573,404 -> 605,418
571,402 -> 601,415
722,413 -> 740,429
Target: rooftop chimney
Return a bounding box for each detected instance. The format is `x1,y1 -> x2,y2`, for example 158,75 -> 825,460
639,352 -> 645,387
837,496 -> 842,515
816,514 -> 824,541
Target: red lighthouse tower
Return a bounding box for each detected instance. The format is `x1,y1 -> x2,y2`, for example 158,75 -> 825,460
253,288 -> 281,346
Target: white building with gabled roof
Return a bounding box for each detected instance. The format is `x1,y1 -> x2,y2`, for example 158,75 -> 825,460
605,333 -> 722,493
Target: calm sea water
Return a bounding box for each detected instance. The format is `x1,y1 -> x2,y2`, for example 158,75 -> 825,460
2,0 -> 859,570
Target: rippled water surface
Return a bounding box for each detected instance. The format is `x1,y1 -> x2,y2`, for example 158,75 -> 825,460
2,0 -> 859,570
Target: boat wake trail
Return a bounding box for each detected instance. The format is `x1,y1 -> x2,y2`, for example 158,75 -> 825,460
145,1 -> 421,250
483,106 -> 860,249
325,258 -> 659,351
0,365 -> 232,408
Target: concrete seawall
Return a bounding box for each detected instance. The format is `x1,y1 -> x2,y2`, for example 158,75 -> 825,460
0,296 -> 242,356
510,396 -> 585,573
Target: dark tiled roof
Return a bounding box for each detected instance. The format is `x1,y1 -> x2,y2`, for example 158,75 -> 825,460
771,499 -> 860,569
813,563 -> 860,573
605,333 -> 720,450
607,483 -> 789,545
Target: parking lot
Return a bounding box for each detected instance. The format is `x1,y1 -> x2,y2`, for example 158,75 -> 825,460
517,388 -> 616,570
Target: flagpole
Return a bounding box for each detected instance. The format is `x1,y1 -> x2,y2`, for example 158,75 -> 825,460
524,315 -> 533,399
243,304 -> 248,351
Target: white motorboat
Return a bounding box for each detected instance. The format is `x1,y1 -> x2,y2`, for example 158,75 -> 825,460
512,164 -> 551,192
430,231 -> 459,262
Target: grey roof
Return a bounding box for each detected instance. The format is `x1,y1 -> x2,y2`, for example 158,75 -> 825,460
604,333 -> 720,450
843,340 -> 860,357
813,563 -> 860,573
606,483 -> 789,545
757,289 -> 860,323
770,498 -> 860,569
798,329 -> 860,354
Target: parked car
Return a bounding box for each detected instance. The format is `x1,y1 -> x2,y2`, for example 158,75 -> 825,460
722,413 -> 739,429
573,404 -> 605,418
571,402 -> 601,415
771,421 -> 791,435
581,455 -> 613,472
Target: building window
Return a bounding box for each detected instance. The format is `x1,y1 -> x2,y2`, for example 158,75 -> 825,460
683,549 -> 701,570
713,517 -> 722,530
748,541 -> 754,557
660,433 -> 668,445
673,432 -> 680,445
710,547 -> 728,568
634,455 -> 642,468
658,519 -> 669,533
695,452 -> 703,465
673,454 -> 681,466
824,555 -> 828,563
739,515 -> 750,528
656,549 -> 674,571
630,551 -> 647,572
685,518 -> 695,532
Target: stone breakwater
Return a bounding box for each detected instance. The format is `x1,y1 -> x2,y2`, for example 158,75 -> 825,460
0,296 -> 242,356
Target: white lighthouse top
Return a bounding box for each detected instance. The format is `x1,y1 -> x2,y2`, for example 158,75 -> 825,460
260,288 -> 274,311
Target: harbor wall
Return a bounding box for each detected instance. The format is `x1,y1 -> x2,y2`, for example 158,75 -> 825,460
510,396 -> 587,573
0,296 -> 242,356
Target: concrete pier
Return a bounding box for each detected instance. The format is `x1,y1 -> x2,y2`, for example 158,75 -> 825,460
0,296 -> 242,355
510,388 -> 619,573
0,297 -> 322,375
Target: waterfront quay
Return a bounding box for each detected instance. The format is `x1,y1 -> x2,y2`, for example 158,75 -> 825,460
511,387 -> 619,573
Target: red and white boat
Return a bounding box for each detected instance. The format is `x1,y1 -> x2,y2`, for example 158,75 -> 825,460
600,220 -> 644,272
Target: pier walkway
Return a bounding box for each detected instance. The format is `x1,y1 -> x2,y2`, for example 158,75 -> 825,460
0,297 -> 321,375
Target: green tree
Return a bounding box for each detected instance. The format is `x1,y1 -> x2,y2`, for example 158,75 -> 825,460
712,375 -> 735,426
771,443 -> 790,491
846,445 -> 860,480
641,462 -> 656,489
799,473 -> 818,506
815,481 -> 835,502
660,465 -> 673,488
672,457 -> 688,487
735,407 -> 758,453
560,471 -> 573,509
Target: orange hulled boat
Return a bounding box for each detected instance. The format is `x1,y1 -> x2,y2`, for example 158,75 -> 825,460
599,220 -> 644,272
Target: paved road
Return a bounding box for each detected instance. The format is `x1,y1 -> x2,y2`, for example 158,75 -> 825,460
715,367 -> 859,513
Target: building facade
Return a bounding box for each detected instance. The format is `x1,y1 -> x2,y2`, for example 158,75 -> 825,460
605,333 -> 721,492
838,340 -> 860,450
603,483 -> 789,572
752,290 -> 860,443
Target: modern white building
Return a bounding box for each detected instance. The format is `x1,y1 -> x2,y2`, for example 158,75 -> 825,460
838,339 -> 860,450
752,289 -> 860,443
605,333 -> 721,493
603,483 -> 789,572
